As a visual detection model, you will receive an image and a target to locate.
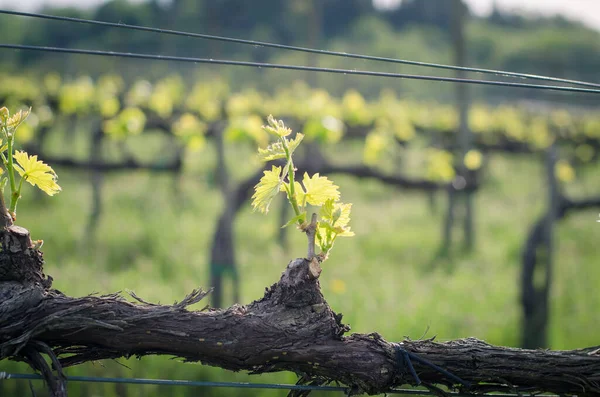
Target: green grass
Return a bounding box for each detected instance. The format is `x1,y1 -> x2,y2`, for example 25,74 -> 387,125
2,136 -> 599,397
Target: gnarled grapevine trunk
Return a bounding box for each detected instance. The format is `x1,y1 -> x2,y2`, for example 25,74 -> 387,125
1,224 -> 600,397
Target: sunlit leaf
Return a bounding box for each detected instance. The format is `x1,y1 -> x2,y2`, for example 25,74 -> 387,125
320,199 -> 335,221
258,141 -> 286,161
263,114 -> 292,137
259,133 -> 304,162
320,199 -> 352,227
251,165 -> 282,213
333,203 -> 352,227
287,133 -> 304,156
333,225 -> 355,236
0,107 -> 8,123
13,150 -> 61,196
6,107 -> 31,130
302,173 -> 340,206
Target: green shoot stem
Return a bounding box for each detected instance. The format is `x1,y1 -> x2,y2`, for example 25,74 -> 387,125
6,137 -> 18,213
13,177 -> 24,214
287,159 -> 301,217
282,137 -> 302,218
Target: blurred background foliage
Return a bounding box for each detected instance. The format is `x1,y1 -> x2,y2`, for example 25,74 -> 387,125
0,0 -> 599,396
1,0 -> 599,102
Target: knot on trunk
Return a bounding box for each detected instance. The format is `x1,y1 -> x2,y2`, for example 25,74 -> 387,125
0,225 -> 51,289
271,258 -> 325,308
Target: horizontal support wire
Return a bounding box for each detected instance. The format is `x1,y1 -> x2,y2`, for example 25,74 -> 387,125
1,373 -> 557,396
1,9 -> 599,89
1,44 -> 600,95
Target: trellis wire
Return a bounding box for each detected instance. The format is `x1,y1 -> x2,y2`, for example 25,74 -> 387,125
2,44 -> 600,95
1,373 -> 557,397
1,9 -> 599,89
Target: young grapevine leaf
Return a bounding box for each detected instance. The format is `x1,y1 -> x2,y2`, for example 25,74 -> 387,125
332,225 -> 355,237
301,173 -> 340,206
251,165 -> 283,214
258,141 -> 287,161
13,150 -> 61,196
320,199 -> 352,228
286,133 -> 304,157
258,133 -> 304,162
0,107 -> 8,122
263,114 -> 292,138
319,199 -> 335,222
6,107 -> 31,131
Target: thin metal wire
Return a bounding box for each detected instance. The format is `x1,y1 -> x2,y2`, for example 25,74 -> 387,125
2,44 -> 600,95
0,9 -> 598,89
2,373 -> 558,396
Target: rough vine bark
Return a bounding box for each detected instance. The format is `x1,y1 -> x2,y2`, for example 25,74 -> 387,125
1,221 -> 600,397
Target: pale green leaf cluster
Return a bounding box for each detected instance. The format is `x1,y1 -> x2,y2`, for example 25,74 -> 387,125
252,114 -> 353,261
258,133 -> 304,162
103,107 -> 147,139
171,113 -> 208,152
0,106 -> 61,220
317,199 -> 354,255
263,114 -> 293,138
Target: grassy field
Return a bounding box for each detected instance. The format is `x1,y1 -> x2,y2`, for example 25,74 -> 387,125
2,128 -> 599,397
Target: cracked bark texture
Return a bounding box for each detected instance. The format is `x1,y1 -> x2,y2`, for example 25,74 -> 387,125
1,225 -> 600,397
